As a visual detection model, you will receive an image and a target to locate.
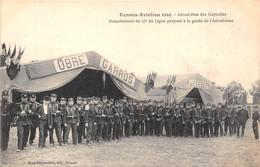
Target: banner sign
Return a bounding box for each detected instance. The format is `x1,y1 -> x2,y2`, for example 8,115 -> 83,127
99,57 -> 136,88
186,80 -> 212,90
53,54 -> 88,72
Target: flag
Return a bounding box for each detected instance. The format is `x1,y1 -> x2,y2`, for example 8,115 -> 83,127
16,46 -> 24,65
145,72 -> 157,93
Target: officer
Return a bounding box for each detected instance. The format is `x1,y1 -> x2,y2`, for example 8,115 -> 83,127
224,105 -> 233,136
28,94 -> 40,145
84,98 -> 96,145
252,106 -> 259,140
237,105 -> 249,138
36,96 -> 52,149
49,93 -> 63,146
63,98 -> 79,145
193,103 -> 203,138
75,96 -> 85,144
104,98 -> 114,141
163,103 -> 172,137
59,97 -> 67,144
15,93 -> 32,152
1,90 -> 14,151
203,103 -> 214,138
144,100 -> 151,136
183,103 -> 193,137
173,104 -> 182,137
214,102 -> 224,137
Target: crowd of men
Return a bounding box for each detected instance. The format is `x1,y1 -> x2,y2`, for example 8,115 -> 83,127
1,90 -> 259,152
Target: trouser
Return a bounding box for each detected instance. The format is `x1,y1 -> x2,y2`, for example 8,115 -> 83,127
233,120 -> 238,134
86,122 -> 94,143
92,123 -> 97,142
132,119 -> 138,135
104,121 -> 113,141
29,126 -> 37,144
224,117 -> 233,136
145,119 -> 150,135
113,120 -> 121,140
64,123 -> 77,144
17,124 -> 30,149
49,122 -> 62,144
214,121 -> 224,137
125,118 -> 133,137
252,122 -> 259,140
120,118 -> 125,137
38,120 -> 48,147
139,120 -> 145,136
194,122 -> 201,138
61,124 -> 67,143
1,120 -> 11,150
155,120 -> 162,136
205,120 -> 214,137
77,121 -> 85,143
183,121 -> 192,137
149,119 -> 155,135
174,118 -> 182,137
165,120 -> 172,137
237,121 -> 246,138
97,123 -> 104,141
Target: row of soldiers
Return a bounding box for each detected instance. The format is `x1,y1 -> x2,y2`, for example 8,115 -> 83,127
1,90 -> 259,152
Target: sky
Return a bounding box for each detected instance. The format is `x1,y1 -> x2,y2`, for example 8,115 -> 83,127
1,0 -> 259,92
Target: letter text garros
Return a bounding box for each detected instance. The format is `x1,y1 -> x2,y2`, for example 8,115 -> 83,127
53,54 -> 88,72
99,57 -> 136,88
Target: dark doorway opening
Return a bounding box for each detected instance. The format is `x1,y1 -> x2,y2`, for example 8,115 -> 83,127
180,88 -> 203,104
12,69 -> 125,103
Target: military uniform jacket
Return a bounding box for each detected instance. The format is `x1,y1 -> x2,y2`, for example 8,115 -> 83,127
155,107 -> 163,121
106,106 -> 114,124
15,102 -> 33,125
63,105 -> 79,124
214,108 -> 224,123
252,111 -> 259,124
49,102 -> 62,124
84,105 -> 96,123
126,105 -> 135,120
143,106 -> 150,121
29,101 -> 40,125
237,109 -> 249,123
203,109 -> 214,122
173,109 -> 182,120
113,107 -> 121,124
193,109 -> 203,123
75,104 -> 85,123
163,108 -> 172,122
96,108 -> 106,125
225,109 -> 232,118
58,104 -> 67,124
148,105 -> 155,120
137,106 -> 145,122
36,104 -> 52,126
182,108 -> 193,122
1,99 -> 14,125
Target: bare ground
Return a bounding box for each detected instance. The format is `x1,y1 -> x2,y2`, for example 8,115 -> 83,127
1,120 -> 260,167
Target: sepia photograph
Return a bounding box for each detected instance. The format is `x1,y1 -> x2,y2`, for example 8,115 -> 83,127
1,0 -> 260,167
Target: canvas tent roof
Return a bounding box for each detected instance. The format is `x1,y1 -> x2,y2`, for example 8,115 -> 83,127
0,51 -> 146,101
140,73 -> 223,105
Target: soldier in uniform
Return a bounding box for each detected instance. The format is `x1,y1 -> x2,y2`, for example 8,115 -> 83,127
96,101 -> 106,142
132,100 -> 139,136
125,99 -> 135,137
149,100 -> 156,136
1,90 -> 14,151
183,103 -> 193,137
82,97 -> 88,139
15,93 -> 32,152
193,103 -> 203,138
203,103 -> 214,138
104,98 -> 114,141
214,102 -> 224,137
113,100 -> 122,140
163,103 -> 172,137
120,97 -> 127,137
224,105 -> 233,136
138,100 -> 146,136
92,97 -> 99,142
155,102 -> 163,136
233,105 -> 239,135
179,103 -> 186,137
59,97 -> 67,144
84,98 -> 96,145
173,104 -> 182,137
189,102 -> 196,136
63,98 -> 79,145
237,105 -> 249,138
49,93 -> 63,146
144,100 -> 151,136
28,94 -> 40,145
252,106 -> 259,140
75,96 -> 85,144
36,96 -> 52,149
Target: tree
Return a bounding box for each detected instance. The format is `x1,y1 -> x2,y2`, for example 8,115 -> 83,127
223,81 -> 247,105
249,79 -> 260,104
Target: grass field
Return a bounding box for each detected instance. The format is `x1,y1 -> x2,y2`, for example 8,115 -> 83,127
1,120 -> 260,167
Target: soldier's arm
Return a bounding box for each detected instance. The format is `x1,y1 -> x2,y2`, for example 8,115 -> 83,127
84,109 -> 90,123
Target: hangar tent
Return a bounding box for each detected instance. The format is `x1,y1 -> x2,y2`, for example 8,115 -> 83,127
142,73 -> 224,105
0,51 -> 146,102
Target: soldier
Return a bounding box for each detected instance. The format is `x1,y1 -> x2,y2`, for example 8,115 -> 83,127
28,94 -> 40,145
138,100 -> 146,136
170,103 -> 175,136
132,100 -> 139,136
113,101 -> 122,140
144,100 -> 151,136
15,93 -> 32,152
59,97 -> 67,144
49,93 -> 63,146
36,96 -> 52,149
189,102 -> 196,136
237,105 -> 249,138
155,102 -> 163,136
183,103 -> 193,137
104,98 -> 114,141
149,100 -> 156,136
82,97 -> 88,139
96,101 -> 106,142
214,102 -> 224,137
193,103 -> 203,138
179,103 -> 186,137
252,107 -> 259,140
201,104 -> 206,137
120,97 -> 127,137
92,97 -> 99,142
1,90 -> 14,151
125,99 -> 135,137
203,103 -> 214,138
233,105 -> 239,135
173,104 -> 182,137
75,96 -> 85,144
84,99 -> 96,146
163,103 -> 172,137
224,105 -> 233,136
63,98 -> 79,145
